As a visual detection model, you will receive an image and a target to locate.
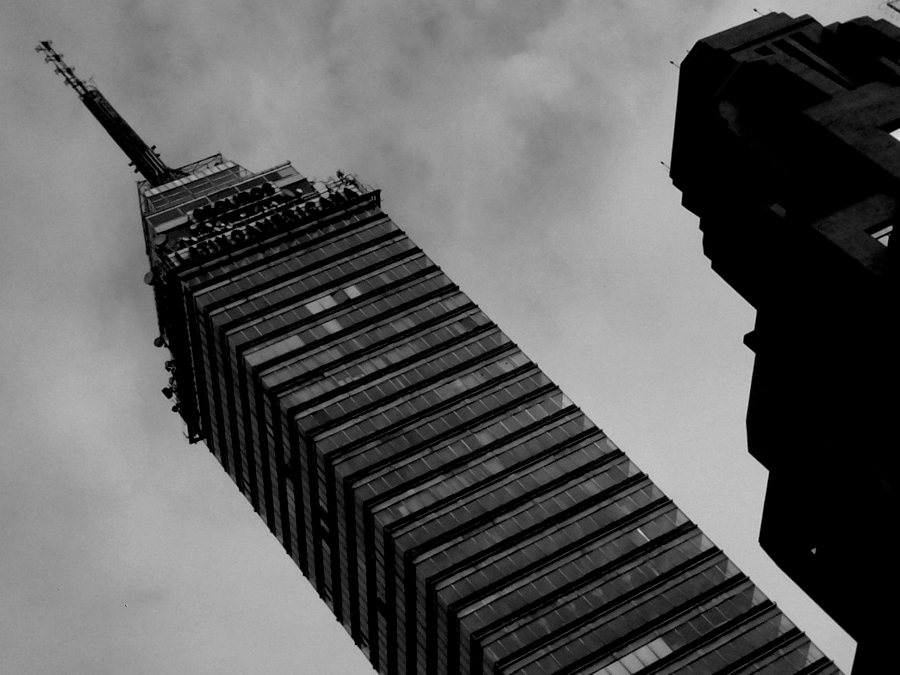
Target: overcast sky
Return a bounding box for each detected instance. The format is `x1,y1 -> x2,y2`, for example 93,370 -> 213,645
0,1 -> 884,673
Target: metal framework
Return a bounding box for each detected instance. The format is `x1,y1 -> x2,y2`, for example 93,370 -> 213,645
36,40 -> 183,187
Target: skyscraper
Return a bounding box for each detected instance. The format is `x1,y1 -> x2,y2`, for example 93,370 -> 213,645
671,13 -> 899,675
40,41 -> 843,675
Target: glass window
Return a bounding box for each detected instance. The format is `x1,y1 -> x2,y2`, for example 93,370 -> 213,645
647,637 -> 673,659
632,645 -> 659,667
322,319 -> 342,334
620,653 -> 645,672
604,663 -> 629,675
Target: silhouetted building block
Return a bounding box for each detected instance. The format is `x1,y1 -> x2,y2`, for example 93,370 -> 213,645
672,13 -> 899,675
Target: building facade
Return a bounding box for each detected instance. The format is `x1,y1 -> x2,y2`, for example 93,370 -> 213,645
671,13 -> 900,675
138,152 -> 841,675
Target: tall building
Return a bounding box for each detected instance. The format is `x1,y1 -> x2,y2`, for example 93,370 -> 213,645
671,13 -> 899,675
40,41 -> 844,675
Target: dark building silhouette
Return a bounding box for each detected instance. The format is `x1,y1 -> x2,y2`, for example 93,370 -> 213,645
40,40 -> 844,675
671,13 -> 900,675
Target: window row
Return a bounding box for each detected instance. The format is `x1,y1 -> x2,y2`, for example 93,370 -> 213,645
292,331 -> 513,433
211,237 -> 417,328
315,349 -> 531,451
396,455 -> 637,573
487,543 -> 729,673
516,560 -> 752,675
410,481 -> 664,598
244,270 -> 452,370
735,639 -> 823,675
258,292 -> 473,388
229,255 -> 437,354
194,218 -> 396,309
372,407 -> 594,531
285,312 -> 493,408
454,509 -> 692,651
334,370 -> 555,488
661,610 -> 795,675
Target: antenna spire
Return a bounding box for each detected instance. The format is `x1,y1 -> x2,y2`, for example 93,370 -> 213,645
36,40 -> 183,187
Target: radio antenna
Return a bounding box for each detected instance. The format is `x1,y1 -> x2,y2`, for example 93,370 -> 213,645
36,40 -> 183,186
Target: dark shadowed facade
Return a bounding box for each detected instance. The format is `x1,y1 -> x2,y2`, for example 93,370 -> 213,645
671,13 -> 899,675
39,38 -> 843,675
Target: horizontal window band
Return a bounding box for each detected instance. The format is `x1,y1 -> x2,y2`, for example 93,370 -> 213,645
302,349 -> 530,441
199,228 -> 405,322
196,228 -> 403,314
375,423 -> 610,535
477,539 -> 726,661
213,247 -> 422,333
266,303 -> 486,398
232,266 -> 448,360
380,447 -> 628,574
724,633 -> 820,675
280,323 -> 501,416
616,604 -> 788,675
494,549 -> 749,675
182,210 -> 391,294
403,475 -> 654,574
245,280 -> 461,378
406,496 -> 675,631
454,512 -> 695,623
332,377 -> 558,487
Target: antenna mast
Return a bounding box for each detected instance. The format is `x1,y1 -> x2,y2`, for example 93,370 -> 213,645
36,40 -> 183,187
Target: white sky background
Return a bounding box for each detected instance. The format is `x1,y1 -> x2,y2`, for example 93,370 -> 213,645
0,1 -> 882,673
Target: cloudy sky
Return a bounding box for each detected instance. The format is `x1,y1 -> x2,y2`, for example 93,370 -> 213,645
0,1 -> 883,673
